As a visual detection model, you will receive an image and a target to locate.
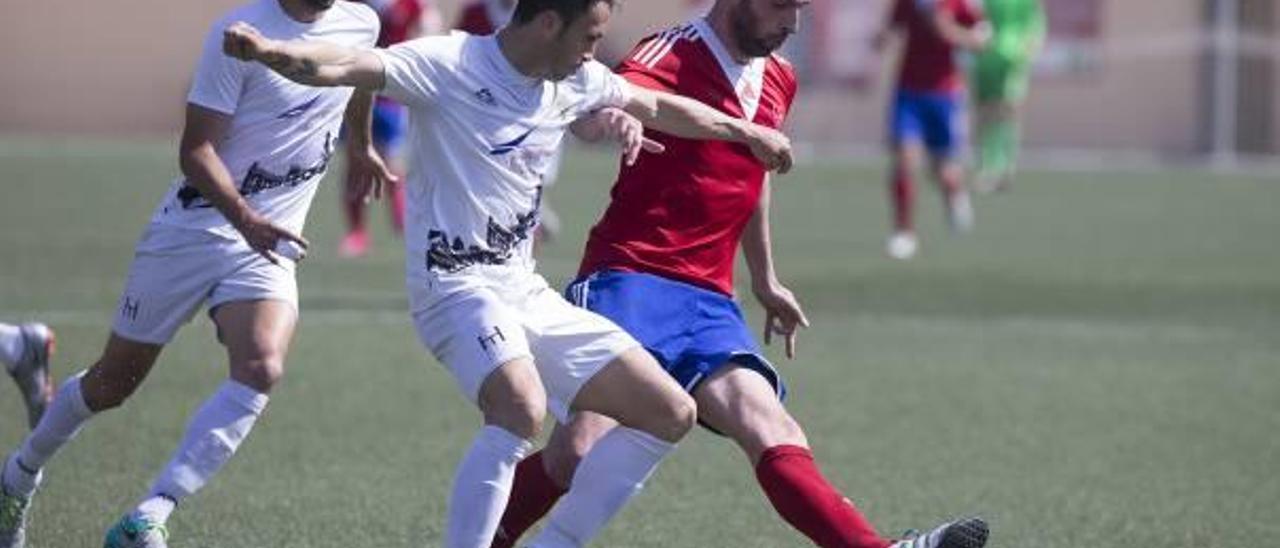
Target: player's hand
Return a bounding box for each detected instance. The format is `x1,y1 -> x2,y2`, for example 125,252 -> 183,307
233,210 -> 310,264
754,281 -> 809,360
586,108 -> 666,166
223,22 -> 274,62
345,142 -> 401,203
971,22 -> 993,50
745,125 -> 794,174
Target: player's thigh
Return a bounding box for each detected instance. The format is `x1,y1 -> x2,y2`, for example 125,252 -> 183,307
694,364 -> 807,463
413,288 -> 544,436
543,411 -> 618,487
569,346 -> 694,443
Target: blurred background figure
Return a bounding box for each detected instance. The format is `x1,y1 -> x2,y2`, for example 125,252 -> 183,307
971,0 -> 1045,193
454,0 -> 513,35
0,322 -> 54,429
339,0 -> 443,259
874,0 -> 989,260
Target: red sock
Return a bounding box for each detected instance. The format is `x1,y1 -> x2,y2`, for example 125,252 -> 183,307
491,451 -> 567,548
890,169 -> 915,232
755,445 -> 891,548
342,194 -> 366,235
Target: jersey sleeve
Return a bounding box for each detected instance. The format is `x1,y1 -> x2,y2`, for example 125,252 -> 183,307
372,34 -> 451,108
186,22 -> 247,115
614,35 -> 679,93
579,60 -> 633,113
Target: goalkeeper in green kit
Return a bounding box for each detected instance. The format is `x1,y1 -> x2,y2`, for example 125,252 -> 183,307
971,0 -> 1044,192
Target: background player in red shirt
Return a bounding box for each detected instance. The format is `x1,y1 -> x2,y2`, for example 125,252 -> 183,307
491,1 -> 989,547
455,0 -> 516,36
339,0 -> 442,258
876,0 -> 990,260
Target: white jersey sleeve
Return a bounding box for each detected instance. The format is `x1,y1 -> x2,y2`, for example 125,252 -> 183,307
578,60 -> 632,114
374,33 -> 462,108
187,20 -> 247,115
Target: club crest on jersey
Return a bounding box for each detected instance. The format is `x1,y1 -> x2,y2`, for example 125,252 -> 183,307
277,96 -> 320,119
474,88 -> 497,106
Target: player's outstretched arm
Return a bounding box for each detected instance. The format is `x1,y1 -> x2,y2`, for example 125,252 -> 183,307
931,8 -> 990,51
343,89 -> 400,201
223,22 -> 385,89
622,84 -> 793,173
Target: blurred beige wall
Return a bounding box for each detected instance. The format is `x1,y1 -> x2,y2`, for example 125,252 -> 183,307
0,0 -> 683,137
0,0 -> 1272,157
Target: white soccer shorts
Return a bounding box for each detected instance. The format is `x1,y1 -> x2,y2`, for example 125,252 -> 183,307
111,223 -> 298,345
411,266 -> 639,422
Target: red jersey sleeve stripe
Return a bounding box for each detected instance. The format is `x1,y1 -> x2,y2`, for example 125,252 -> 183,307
640,25 -> 698,69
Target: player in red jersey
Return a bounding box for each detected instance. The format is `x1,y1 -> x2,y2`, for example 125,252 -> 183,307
490,1 -> 990,547
877,0 -> 990,259
339,0 -> 443,258
455,0 -> 515,36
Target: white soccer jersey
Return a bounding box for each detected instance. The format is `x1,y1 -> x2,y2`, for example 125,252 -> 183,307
373,32 -> 630,307
149,0 -> 379,239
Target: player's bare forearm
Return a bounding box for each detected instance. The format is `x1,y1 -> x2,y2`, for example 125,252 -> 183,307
344,89 -> 376,149
625,87 -> 750,143
180,142 -> 258,229
223,22 -> 385,89
741,179 -> 779,292
932,11 -> 989,51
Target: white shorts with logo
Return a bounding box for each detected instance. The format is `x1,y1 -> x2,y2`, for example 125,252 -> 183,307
410,264 -> 639,422
112,223 -> 298,345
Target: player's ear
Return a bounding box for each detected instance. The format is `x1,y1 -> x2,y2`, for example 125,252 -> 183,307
535,10 -> 566,40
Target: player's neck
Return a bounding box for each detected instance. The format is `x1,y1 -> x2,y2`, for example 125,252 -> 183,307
704,5 -> 751,64
495,27 -> 552,81
277,0 -> 325,24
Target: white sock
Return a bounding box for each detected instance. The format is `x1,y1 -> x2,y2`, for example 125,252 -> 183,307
446,425 -> 532,548
526,427 -> 675,548
136,380 -> 268,524
4,372 -> 95,496
0,323 -> 22,369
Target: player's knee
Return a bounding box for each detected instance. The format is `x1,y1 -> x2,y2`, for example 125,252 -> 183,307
650,391 -> 696,443
231,357 -> 286,393
487,397 -> 547,440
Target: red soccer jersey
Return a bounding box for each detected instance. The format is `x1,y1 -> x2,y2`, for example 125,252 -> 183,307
455,1 -> 498,35
893,0 -> 982,93
578,21 -> 798,297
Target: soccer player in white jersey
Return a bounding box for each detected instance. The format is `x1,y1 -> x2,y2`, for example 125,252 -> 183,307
0,322 -> 55,429
223,0 -> 794,545
0,1 -> 389,547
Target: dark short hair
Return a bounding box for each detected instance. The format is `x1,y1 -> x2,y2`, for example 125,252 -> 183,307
510,0 -> 617,27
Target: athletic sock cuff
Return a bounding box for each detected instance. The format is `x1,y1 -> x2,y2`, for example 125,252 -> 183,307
220,380 -> 270,415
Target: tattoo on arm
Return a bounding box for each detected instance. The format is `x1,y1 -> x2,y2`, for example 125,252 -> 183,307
264,51 -> 319,80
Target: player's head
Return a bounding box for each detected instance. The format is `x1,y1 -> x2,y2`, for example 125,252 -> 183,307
722,0 -> 809,57
511,0 -> 617,80
301,0 -> 336,10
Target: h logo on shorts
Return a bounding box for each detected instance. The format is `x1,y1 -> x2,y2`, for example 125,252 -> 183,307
120,296 -> 140,322
477,326 -> 506,354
